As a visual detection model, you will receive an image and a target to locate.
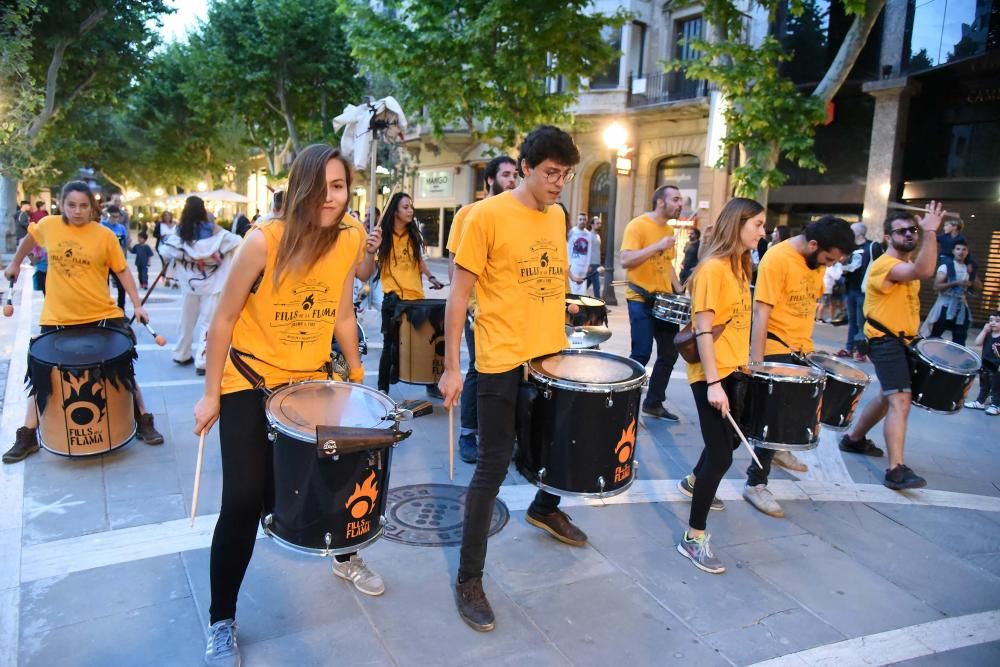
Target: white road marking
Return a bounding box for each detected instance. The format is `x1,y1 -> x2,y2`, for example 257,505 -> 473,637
748,609 -> 1000,667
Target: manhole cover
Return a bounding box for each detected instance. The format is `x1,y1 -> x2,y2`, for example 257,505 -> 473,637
383,483 -> 508,546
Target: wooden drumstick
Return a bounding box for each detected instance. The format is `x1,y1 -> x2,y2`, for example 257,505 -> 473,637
190,430 -> 206,527
142,321 -> 167,346
724,411 -> 764,469
448,404 -> 454,481
3,279 -> 14,317
887,201 -> 961,219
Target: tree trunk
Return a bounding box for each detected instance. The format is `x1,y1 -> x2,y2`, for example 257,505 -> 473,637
813,0 -> 887,104
1,175 -> 19,252
275,76 -> 301,159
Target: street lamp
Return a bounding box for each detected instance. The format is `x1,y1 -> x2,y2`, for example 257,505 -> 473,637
601,121 -> 627,306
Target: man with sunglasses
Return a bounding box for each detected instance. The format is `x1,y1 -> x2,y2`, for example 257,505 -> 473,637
840,203 -> 946,490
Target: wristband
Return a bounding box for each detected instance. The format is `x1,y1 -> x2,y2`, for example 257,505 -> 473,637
695,331 -> 714,337
348,367 -> 365,383
706,379 -> 722,387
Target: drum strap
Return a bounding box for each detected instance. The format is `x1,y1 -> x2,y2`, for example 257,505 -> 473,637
228,347 -> 333,395
628,282 -> 660,308
765,331 -> 806,361
865,317 -> 916,343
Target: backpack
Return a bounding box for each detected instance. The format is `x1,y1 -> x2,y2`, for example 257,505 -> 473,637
859,241 -> 884,293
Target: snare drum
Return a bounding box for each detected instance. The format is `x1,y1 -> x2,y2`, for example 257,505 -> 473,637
910,338 -> 981,414
806,352 -> 870,430
735,362 -> 825,451
27,327 -> 137,457
396,299 -> 446,384
565,294 -> 608,327
652,293 -> 691,326
263,381 -> 412,556
517,350 -> 646,497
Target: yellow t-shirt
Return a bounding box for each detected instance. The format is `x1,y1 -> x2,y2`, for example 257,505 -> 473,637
447,203 -> 480,313
28,216 -> 127,325
379,229 -> 424,300
221,219 -> 364,394
455,191 -> 567,374
621,214 -> 676,302
686,257 -> 752,384
754,240 -> 825,356
342,213 -> 366,265
864,254 -> 920,339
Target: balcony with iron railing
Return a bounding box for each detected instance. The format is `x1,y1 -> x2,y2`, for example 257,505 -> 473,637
626,70 -> 708,108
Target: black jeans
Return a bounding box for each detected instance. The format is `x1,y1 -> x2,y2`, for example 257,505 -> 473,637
689,375 -> 741,531
746,353 -> 799,486
458,367 -> 559,581
460,315 -> 478,434
209,390 -> 353,623
930,315 -> 970,347
976,368 -> 1000,405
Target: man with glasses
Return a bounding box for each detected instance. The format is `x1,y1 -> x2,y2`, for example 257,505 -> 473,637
620,185 -> 684,421
839,204 -> 946,490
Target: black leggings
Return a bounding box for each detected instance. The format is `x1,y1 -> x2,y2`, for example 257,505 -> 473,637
208,390 -> 352,624
688,376 -> 740,531
377,293 -> 399,392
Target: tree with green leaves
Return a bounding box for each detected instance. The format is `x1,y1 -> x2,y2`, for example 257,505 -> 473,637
673,0 -> 885,199
338,0 -> 630,149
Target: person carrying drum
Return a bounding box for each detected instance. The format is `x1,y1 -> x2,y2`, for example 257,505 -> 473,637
192,145 -> 370,667
3,181 -> 164,464
374,192 -> 444,396
742,216 -> 855,518
439,125 -> 583,631
620,185 -> 685,421
445,155 -> 518,463
676,198 -> 764,574
839,204 -> 946,490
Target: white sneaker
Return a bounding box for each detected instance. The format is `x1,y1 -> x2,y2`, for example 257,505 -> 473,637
333,555 -> 385,596
987,405 -> 1000,416
204,619 -> 240,667
772,450 -> 808,473
743,484 -> 785,518
965,400 -> 986,410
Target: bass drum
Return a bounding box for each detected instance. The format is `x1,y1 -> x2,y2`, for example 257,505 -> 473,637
910,338 -> 981,414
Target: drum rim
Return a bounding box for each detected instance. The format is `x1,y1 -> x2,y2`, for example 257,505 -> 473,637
654,293 -> 691,303
528,349 -> 647,392
805,352 -> 870,387
913,338 -> 982,374
262,514 -> 385,556
743,361 -> 826,382
28,326 -> 134,368
265,380 -> 399,441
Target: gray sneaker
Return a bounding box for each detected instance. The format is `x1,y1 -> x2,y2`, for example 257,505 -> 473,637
204,619 -> 240,667
676,532 -> 726,574
333,555 -> 385,596
677,475 -> 725,511
743,484 -> 785,518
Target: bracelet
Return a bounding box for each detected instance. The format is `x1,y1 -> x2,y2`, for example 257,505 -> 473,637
706,379 -> 722,387
695,331 -> 714,337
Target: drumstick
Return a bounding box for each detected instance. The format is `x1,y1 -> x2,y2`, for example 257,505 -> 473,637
887,201 -> 961,219
448,404 -> 454,481
142,321 -> 167,346
723,411 -> 764,469
3,279 -> 14,317
129,260 -> 171,324
190,430 -> 206,527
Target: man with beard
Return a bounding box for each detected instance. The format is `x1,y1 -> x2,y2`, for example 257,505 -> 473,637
840,204 -> 946,490
741,216 -> 855,517
445,155 -> 518,463
620,185 -> 684,420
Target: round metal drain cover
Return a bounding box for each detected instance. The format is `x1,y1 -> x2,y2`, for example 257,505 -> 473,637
384,483 -> 508,546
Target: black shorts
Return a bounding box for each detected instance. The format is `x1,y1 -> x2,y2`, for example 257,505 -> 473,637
868,335 -> 913,395
39,317 -> 136,345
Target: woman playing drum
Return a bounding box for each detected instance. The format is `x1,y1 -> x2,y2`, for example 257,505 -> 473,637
192,145 -> 370,666
3,181 -> 163,464
676,198 -> 765,574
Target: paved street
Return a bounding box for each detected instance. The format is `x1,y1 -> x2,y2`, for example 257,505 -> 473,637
1,255 -> 999,667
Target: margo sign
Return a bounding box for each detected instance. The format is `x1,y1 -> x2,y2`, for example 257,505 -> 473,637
419,170 -> 453,199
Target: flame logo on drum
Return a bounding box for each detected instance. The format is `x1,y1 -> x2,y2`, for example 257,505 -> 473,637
614,418 -> 636,463
345,471 -> 379,519
61,372 -> 107,426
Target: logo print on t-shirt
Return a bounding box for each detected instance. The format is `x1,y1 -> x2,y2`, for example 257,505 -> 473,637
51,240 -> 92,278
517,240 -> 564,301
271,282 -> 337,347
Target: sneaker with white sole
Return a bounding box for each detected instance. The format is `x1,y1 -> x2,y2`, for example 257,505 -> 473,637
965,400 -> 986,410
333,555 -> 385,596
987,405 -> 1000,416
676,532 -> 725,574
743,484 -> 785,518
772,450 -> 807,473
677,474 -> 725,511
204,619 -> 240,667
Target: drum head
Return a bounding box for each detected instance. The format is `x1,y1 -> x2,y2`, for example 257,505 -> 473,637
529,350 -> 645,391
266,381 -> 397,441
29,327 -> 133,367
916,339 -> 981,374
577,296 -> 605,307
806,352 -> 869,385
745,362 -> 825,382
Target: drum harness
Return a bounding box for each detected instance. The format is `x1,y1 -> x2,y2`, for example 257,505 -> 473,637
863,317 -> 922,361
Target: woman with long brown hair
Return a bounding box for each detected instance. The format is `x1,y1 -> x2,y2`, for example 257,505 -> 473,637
676,198 -> 765,574
193,144 -> 371,666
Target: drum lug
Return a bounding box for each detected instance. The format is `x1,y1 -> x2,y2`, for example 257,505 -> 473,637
263,513 -> 273,527
388,407 -> 414,422
267,429 -> 277,442
762,425 -> 768,439
322,439 -> 338,455
598,476 -> 606,495
538,467 -> 546,482
606,393 -> 613,408
806,427 -> 813,442
768,382 -> 774,395
323,532 -> 333,556
813,384 -> 820,398
542,387 -> 552,400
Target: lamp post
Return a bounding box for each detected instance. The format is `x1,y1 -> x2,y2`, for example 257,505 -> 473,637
601,121 -> 627,306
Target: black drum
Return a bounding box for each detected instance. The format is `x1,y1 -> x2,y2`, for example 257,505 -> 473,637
910,338 -> 981,414
565,294 -> 608,327
331,320 -> 368,380
27,327 -> 137,457
263,381 -> 412,556
517,350 -> 646,497
806,352 -> 870,430
735,362 -> 825,451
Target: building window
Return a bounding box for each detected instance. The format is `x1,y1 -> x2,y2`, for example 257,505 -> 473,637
904,0 -> 994,73
655,155 -> 700,220
588,163 -> 610,222
591,26 -> 623,89
673,16 -> 704,98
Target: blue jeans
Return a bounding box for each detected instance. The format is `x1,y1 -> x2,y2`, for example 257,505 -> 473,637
845,289 -> 865,353
627,299 -> 679,407
460,315 -> 478,434
587,264 -> 601,298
